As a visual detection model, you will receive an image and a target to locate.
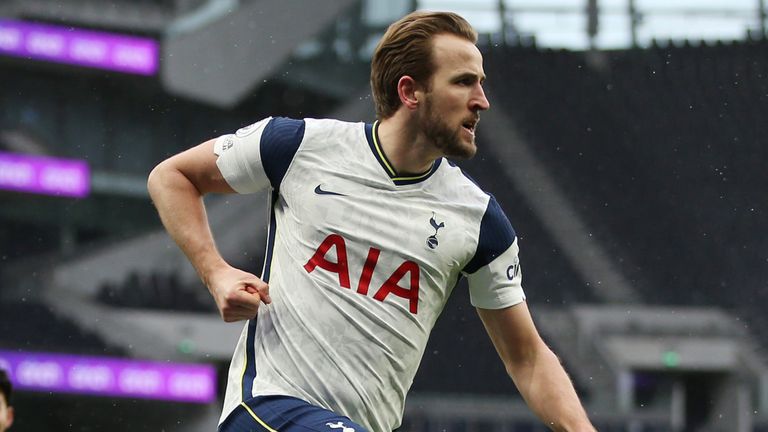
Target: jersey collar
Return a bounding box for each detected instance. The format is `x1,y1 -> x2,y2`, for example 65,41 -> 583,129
365,120 -> 442,186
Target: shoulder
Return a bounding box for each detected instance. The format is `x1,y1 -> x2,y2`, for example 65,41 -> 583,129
303,117 -> 359,128
229,116 -> 360,145
293,118 -> 368,154
436,159 -> 494,209
260,117 -> 362,155
302,118 -> 365,137
435,162 -> 517,273
442,163 -> 514,231
432,159 -> 516,241
260,117 -> 305,146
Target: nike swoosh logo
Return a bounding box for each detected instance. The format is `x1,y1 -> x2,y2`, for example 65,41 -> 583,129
314,185 -> 346,196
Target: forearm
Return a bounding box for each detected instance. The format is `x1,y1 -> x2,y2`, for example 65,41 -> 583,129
509,343 -> 595,432
147,162 -> 229,285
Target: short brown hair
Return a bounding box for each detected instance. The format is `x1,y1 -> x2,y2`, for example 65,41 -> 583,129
371,11 -> 477,119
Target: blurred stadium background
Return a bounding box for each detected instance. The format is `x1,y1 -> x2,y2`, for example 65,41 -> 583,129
1,0 -> 767,430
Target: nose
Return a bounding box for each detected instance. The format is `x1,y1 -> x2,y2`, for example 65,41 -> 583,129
471,83 -> 490,111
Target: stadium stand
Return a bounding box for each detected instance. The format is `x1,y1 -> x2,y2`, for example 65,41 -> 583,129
0,3 -> 349,426
96,270 -> 215,312
459,146 -> 598,306
477,39 -> 768,430
0,301 -> 125,355
484,38 -> 768,339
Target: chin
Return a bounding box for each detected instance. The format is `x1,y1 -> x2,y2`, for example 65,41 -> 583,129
461,146 -> 478,159
445,141 -> 477,160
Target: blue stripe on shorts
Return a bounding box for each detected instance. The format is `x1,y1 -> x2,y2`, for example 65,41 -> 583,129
219,395 -> 370,432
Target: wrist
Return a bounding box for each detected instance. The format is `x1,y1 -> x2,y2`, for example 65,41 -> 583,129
198,257 -> 231,288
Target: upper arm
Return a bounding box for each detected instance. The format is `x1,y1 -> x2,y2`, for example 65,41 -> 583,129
149,116 -> 305,197
477,302 -> 547,369
464,195 -> 525,309
150,139 -> 236,195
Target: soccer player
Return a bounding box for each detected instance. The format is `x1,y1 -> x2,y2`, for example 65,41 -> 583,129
0,370 -> 14,432
148,10 -> 596,432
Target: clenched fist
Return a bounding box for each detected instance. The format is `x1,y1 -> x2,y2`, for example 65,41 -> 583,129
206,266 -> 271,322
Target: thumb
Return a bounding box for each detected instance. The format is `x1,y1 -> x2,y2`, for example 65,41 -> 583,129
244,280 -> 271,304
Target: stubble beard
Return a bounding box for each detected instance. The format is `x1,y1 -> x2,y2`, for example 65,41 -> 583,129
420,95 -> 477,160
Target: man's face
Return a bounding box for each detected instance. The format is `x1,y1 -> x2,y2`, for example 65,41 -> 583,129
0,393 -> 12,432
417,33 -> 490,159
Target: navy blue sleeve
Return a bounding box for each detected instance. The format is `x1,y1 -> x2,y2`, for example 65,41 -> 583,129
463,195 -> 517,274
260,117 -> 306,189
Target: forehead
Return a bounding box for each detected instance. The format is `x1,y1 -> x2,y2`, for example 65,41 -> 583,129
430,33 -> 484,77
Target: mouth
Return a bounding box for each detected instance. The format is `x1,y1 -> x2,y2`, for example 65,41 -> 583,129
462,118 -> 478,136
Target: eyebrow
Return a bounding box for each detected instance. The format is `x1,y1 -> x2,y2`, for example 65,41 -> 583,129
454,72 -> 486,83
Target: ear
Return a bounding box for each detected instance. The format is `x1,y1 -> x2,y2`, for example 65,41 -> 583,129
396,76 -> 421,110
5,406 -> 12,429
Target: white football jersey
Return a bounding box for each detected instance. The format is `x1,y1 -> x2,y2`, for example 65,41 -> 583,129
214,117 -> 525,431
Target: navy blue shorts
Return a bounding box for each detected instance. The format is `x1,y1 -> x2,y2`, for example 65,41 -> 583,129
219,395 -> 370,432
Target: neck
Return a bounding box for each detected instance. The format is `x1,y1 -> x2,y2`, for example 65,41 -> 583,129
377,112 -> 441,176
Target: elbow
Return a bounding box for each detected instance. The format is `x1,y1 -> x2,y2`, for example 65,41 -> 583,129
147,158 -> 207,201
147,159 -> 172,201
146,162 -> 162,199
